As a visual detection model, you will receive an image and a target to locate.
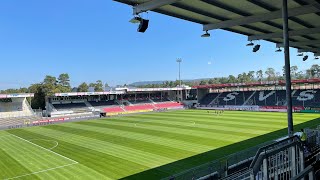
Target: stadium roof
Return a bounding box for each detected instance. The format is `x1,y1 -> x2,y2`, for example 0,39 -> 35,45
114,0 -> 320,55
194,78 -> 320,89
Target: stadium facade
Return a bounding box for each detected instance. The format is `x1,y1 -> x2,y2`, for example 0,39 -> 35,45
197,78 -> 320,113
1,79 -> 319,130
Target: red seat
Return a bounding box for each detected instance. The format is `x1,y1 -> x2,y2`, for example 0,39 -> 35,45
103,107 -> 124,113
125,104 -> 154,111
155,102 -> 183,109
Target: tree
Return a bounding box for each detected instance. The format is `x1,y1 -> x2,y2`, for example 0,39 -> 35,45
58,73 -> 71,87
247,71 -> 255,82
291,66 -> 298,79
256,70 -> 263,82
296,71 -> 305,79
28,83 -> 46,109
283,66 -> 299,79
208,79 -> 215,84
276,72 -> 285,80
78,82 -> 89,92
42,75 -> 58,96
265,68 -> 276,81
310,64 -> 320,78
227,75 -> 237,83
169,81 -> 174,87
306,69 -> 313,78
199,80 -> 207,85
105,82 -> 109,89
95,80 -> 104,91
43,75 -> 57,85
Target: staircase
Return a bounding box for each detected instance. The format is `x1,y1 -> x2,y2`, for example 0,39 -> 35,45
209,93 -> 222,105
84,101 -> 95,111
243,91 -> 256,106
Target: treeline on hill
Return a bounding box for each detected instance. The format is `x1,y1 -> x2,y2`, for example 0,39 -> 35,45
137,64 -> 320,88
0,73 -> 108,110
0,64 -> 319,109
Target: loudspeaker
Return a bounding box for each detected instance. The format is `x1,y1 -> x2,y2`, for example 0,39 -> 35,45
138,19 -> 149,33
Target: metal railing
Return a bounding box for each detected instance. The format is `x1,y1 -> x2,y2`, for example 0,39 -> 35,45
162,140 -> 274,180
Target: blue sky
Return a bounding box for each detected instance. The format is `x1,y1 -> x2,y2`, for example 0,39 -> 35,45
0,0 -> 317,90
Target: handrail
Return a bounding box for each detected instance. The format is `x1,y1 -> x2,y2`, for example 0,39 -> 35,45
291,165 -> 314,180
252,141 -> 303,175
221,169 -> 251,180
250,135 -> 301,168
161,140 -> 273,180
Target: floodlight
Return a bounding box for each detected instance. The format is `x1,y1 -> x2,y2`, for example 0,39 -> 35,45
297,53 -> 303,56
315,56 -> 319,60
138,18 -> 149,33
129,16 -> 142,24
201,31 -> 210,38
246,41 -> 254,46
275,48 -> 282,52
303,55 -> 308,61
252,44 -> 260,52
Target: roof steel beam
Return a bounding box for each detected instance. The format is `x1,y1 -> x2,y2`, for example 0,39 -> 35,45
203,5 -> 319,31
133,0 -> 182,14
276,40 -> 320,47
303,0 -> 320,9
248,27 -> 320,41
298,48 -> 320,53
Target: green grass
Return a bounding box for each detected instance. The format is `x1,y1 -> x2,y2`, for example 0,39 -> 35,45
0,110 -> 319,179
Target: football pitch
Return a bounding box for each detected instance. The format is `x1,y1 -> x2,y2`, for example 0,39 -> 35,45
1,110 -> 319,180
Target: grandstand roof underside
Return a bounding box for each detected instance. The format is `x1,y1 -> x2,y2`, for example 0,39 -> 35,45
115,0 -> 320,55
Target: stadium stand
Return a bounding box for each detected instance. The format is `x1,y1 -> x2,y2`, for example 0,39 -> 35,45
124,104 -> 154,112
199,93 -> 220,106
88,100 -> 116,107
103,106 -> 125,113
53,102 -> 88,111
199,89 -> 320,109
155,102 -> 183,109
0,94 -> 37,128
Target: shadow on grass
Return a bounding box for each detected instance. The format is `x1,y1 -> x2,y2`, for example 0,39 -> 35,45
121,117 -> 320,180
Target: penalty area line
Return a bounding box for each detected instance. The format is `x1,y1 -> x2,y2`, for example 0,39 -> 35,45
10,134 -> 78,164
4,162 -> 78,180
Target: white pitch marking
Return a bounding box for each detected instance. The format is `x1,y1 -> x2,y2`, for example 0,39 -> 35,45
11,134 -> 78,164
5,162 -> 78,180
29,139 -> 59,150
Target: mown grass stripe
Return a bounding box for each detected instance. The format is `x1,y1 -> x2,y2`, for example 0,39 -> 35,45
8,129 -> 149,179
43,124 -> 195,160
68,122 -> 213,153
78,121 -> 232,147
93,118 -> 252,142
0,148 -> 38,180
24,126 -> 175,167
105,116 -> 271,135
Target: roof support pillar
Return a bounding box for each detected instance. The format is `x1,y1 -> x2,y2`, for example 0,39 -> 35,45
282,0 -> 294,137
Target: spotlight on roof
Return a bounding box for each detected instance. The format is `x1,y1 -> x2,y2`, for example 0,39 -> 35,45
315,56 -> 319,60
246,41 -> 254,46
201,31 -> 210,38
275,48 -> 282,52
252,44 -> 261,52
129,16 -> 142,24
137,18 -> 149,33
297,53 -> 304,56
303,55 -> 309,61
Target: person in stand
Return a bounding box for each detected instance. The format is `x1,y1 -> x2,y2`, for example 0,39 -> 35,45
300,129 -> 307,148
